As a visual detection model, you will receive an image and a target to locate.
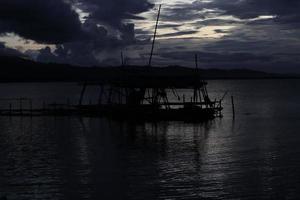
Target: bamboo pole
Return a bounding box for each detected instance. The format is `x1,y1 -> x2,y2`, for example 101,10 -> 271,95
148,4 -> 162,66
231,96 -> 235,118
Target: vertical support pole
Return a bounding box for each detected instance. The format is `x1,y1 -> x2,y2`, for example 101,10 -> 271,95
231,96 -> 235,118
148,4 -> 162,67
79,82 -> 87,106
198,89 -> 202,108
195,54 -> 198,70
194,54 -> 199,104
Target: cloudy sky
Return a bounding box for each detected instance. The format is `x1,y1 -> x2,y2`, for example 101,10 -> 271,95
0,0 -> 300,73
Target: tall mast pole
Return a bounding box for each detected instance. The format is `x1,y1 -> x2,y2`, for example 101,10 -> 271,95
148,4 -> 162,67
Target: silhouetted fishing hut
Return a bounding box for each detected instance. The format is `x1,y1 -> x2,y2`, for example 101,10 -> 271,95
76,67 -> 222,121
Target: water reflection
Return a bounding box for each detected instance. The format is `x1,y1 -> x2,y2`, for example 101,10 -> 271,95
0,117 -> 218,200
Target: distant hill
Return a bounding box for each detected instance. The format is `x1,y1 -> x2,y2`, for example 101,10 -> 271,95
0,56 -> 297,82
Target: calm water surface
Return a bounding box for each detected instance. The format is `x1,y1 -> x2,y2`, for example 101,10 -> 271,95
0,80 -> 300,199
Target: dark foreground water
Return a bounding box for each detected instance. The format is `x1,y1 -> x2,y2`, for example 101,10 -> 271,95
1,80 -> 300,199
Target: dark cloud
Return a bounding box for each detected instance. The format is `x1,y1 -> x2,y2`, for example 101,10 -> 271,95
64,0 -> 153,66
36,46 -> 57,63
214,29 -> 230,34
0,0 -> 83,44
82,0 -> 153,28
0,0 -> 154,65
206,0 -> 300,25
36,21 -> 143,66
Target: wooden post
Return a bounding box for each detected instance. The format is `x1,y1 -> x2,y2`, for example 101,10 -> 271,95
195,54 -> 198,70
193,88 -> 198,103
79,82 -> 87,106
231,96 -> 235,118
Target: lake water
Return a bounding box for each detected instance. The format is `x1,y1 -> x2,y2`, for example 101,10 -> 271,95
1,80 -> 300,199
